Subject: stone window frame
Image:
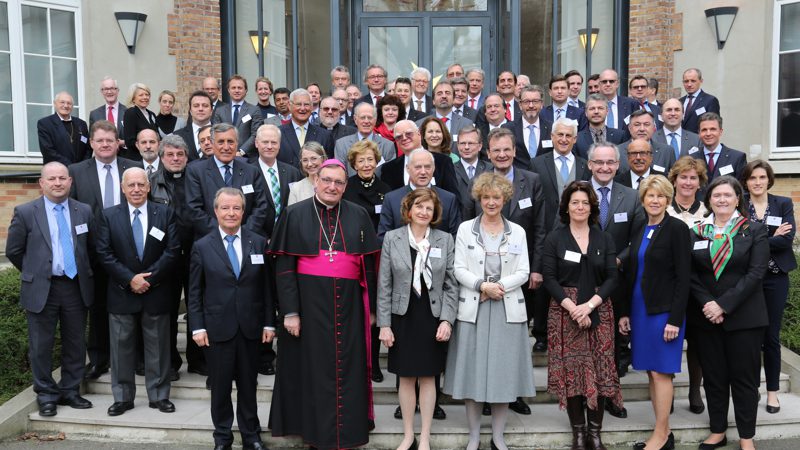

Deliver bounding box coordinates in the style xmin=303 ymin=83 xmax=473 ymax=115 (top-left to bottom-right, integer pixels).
xmin=770 ymin=0 xmax=800 ymax=158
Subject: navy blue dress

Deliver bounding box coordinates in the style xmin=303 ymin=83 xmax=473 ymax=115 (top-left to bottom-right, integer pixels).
xmin=630 ymin=224 xmax=686 ymax=373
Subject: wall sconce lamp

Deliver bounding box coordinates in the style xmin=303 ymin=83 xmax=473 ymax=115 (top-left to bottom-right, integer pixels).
xmin=114 ymin=12 xmax=147 ymax=54
xmin=578 ymin=28 xmax=600 ymax=52
xmin=705 ymin=6 xmax=738 ymax=49
xmin=248 ymin=30 xmax=270 ymax=57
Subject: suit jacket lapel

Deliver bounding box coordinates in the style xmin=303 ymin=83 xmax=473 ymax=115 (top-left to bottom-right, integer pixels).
xmin=543 ymin=153 xmax=559 ymax=192
xmin=87 ymin=159 xmax=103 ymax=208
xmin=231 ymin=161 xmax=245 ymax=188
xmin=210 ymin=231 xmax=235 ymax=275
xmin=395 ymin=231 xmax=412 ymax=270
xmin=507 ymin=171 xmax=524 ymax=216
xmin=611 ymin=184 xmax=626 ymax=214
xmin=33 ymin=198 xmax=53 ymax=251
xmin=205 ymin=158 xmax=226 ymax=190
xmin=49 ymin=115 xmax=74 ymax=157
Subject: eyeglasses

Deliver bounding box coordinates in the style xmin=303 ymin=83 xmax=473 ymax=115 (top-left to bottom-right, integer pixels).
xmin=630 ymin=85 xmax=647 ymax=90
xmin=321 ymin=107 xmax=338 ymax=112
xmin=520 ymin=99 xmax=543 ymax=105
xmin=590 ymin=159 xmax=618 ymax=166
xmin=318 ymin=177 xmax=346 ymax=187
xmin=628 ymin=151 xmax=652 ymax=157
xmin=599 ymin=79 xmax=617 ymax=85
xmin=101 ymin=87 xmax=119 ymax=92
xmin=301 ymin=156 xmax=322 ymax=164
xmin=367 ymin=74 xmax=386 ymax=80
xmin=292 ymin=102 xmax=312 ymax=108
xmin=394 ymin=130 xmax=416 ymax=140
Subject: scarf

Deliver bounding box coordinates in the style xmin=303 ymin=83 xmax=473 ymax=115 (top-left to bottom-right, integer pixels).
xmin=692 ymin=213 xmax=748 ymax=280
xmin=408 ymin=225 xmax=432 ymax=297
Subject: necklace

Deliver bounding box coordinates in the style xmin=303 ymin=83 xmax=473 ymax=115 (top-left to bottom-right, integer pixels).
xmin=360 ymin=176 xmax=375 ymax=188
xmin=313 ymin=202 xmax=341 ymax=262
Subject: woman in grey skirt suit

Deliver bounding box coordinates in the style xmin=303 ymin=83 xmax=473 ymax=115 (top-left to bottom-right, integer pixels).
xmin=444 ymin=173 xmax=535 ymax=450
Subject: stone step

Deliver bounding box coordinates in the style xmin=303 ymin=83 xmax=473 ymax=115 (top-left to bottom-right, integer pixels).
xmin=27 ymin=393 xmax=800 ymax=448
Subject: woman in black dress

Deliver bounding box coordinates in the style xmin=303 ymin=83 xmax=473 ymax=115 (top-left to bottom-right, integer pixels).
xmin=155 ymin=90 xmax=186 ymax=137
xmin=122 ymin=83 xmax=158 ymax=158
xmin=378 ymin=187 xmax=457 ymax=450
xmin=342 ymin=139 xmax=391 ymax=232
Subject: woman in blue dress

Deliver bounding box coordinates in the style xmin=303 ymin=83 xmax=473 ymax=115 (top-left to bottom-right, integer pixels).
xmin=619 ymin=175 xmax=691 ymax=450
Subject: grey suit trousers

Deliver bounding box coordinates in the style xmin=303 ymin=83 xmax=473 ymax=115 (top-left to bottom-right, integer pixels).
xmin=109 ymin=311 xmax=171 ymax=402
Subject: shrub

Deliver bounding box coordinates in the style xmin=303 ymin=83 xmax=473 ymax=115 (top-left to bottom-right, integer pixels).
xmin=782 ymin=266 xmax=800 ymax=354
xmin=0 ymin=268 xmax=31 ymax=404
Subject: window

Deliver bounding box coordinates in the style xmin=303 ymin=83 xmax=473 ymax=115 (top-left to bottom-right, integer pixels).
xmin=0 ymin=0 xmax=82 ymax=162
xmin=772 ymin=0 xmax=800 ymax=154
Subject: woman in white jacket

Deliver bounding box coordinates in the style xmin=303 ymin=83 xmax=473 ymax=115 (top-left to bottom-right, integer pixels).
xmin=443 ymin=173 xmax=535 ymax=450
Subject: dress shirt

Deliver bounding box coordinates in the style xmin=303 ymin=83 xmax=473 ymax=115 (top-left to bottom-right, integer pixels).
xmin=460 ymin=159 xmax=478 ymax=177
xmin=96 ymin=158 xmax=120 ymax=207
xmin=488 ymin=119 xmax=507 ymax=131
xmin=551 ymin=102 xmax=568 ymax=120
xmin=143 ymin=158 xmax=160 ymax=175
xmin=213 ymin=156 xmax=233 ymax=181
xmin=498 ymin=167 xmax=515 ymax=183
xmin=630 ymin=168 xmax=651 ymax=190
xmin=607 ymin=96 xmax=620 ymax=127
xmin=412 ymin=95 xmax=427 ymax=112
xmin=703 ymin=144 xmax=722 ymax=168
xmin=554 ymin=151 xmax=575 ymax=175
xmin=684 ymin=89 xmax=704 ymax=111
xmin=292 ymin=120 xmax=307 ymax=141
xmin=468 ymin=94 xmax=482 ymax=109
xmin=506 ymin=99 xmax=517 ymax=121
xmin=230 ymin=102 xmax=244 ymax=121
xmin=128 ymin=201 xmax=149 ymax=253
xmin=192 ymin=121 xmax=211 ymax=156
xmin=665 ymin=127 xmax=683 ymax=153
xmin=43 ymin=196 xmax=72 ymax=276
xmin=568 ymin=97 xmax=580 ymax=109
xmin=372 ymin=91 xmax=386 ymax=106
xmin=591 ymin=177 xmax=614 ymax=204
xmin=358 ymin=132 xmax=373 ymax=141
xmin=106 ymin=102 xmax=120 ymax=125
xmin=522 ymin=117 xmax=540 ymax=153
xmin=435 ymin=112 xmax=453 ymax=133
xmin=258 ymin=158 xmax=280 ymax=198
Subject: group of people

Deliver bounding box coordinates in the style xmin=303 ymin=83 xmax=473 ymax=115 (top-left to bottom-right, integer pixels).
xmin=16 ymin=61 xmax=795 ymax=450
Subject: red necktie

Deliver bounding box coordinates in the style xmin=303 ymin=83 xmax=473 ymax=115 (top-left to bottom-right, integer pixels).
xmin=441 ymin=117 xmax=449 ymax=124
xmin=469 ymin=98 xmax=475 ymax=109
xmin=107 ymin=105 xmax=114 ymax=122
xmin=685 ymin=94 xmax=695 ymax=113
xmin=707 ymin=152 xmax=716 ymax=174
xmin=505 ymin=103 xmax=512 ymax=121
xmin=374 ymin=95 xmax=382 ymax=105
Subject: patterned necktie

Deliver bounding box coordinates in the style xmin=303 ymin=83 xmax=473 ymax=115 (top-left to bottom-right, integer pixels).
xmin=685 ymin=94 xmax=695 ymax=113
xmin=146 ymin=164 xmax=154 ymax=177
xmin=558 ymin=155 xmax=569 ymax=182
xmin=54 ymin=204 xmax=77 ymax=278
xmin=298 ymin=125 xmax=306 ymax=145
xmin=233 ymin=104 xmax=240 ymax=124
xmin=706 ymin=152 xmax=716 ymax=174
xmin=223 ymin=164 xmax=232 ymax=186
xmin=505 ymin=103 xmax=512 ymax=121
xmin=669 ymin=133 xmax=680 ymax=159
xmin=454 ymin=108 xmax=462 ymax=116
xmin=555 ymin=108 xmax=563 ymax=120
xmin=415 ymin=99 xmax=423 ymax=111
xmin=467 ymin=165 xmax=475 ymax=179
xmin=606 ymin=101 xmax=615 ymax=128
xmin=225 ymin=235 xmax=240 ymax=279
xmin=636 ymin=176 xmax=645 ymax=189
xmin=132 ymin=209 xmax=144 ymax=260
xmin=599 ymin=187 xmax=610 ymax=229
xmin=268 ymin=167 xmax=281 ymax=218
xmin=103 ymin=164 xmax=115 ymax=208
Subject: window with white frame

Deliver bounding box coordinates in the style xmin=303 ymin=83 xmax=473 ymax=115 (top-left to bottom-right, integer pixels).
xmin=773 ymin=0 xmax=800 ymax=154
xmin=0 ymin=0 xmax=82 ymax=163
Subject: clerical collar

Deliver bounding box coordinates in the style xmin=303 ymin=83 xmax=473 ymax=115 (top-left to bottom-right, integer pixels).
xmin=313 ymin=195 xmax=339 ymax=210
xmin=166 ymin=169 xmax=184 ymax=179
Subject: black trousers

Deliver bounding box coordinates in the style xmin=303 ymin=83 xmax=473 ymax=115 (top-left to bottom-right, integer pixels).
xmin=696 ymin=325 xmax=764 ymax=439
xmin=207 ymin=330 xmax=262 ymax=446
xmin=762 ymin=271 xmax=789 ymax=392
xmin=531 ymin=288 xmax=548 ymax=342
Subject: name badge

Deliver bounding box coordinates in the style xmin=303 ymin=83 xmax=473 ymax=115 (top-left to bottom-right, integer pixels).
xmin=374 ymin=204 xmax=382 ymax=214
xmin=653 ymin=164 xmax=665 ymax=173
xmin=266 ymin=113 xmax=275 ymax=119
xmin=542 ymin=140 xmax=553 ymax=148
xmin=241 ymin=114 xmax=252 ymax=123
xmin=149 ymin=227 xmax=165 ymax=241
xmin=719 ymin=165 xmax=734 ymax=175
xmin=614 ymin=212 xmax=628 ymax=223
xmin=241 ymin=184 xmax=254 ymax=194
xmin=80 ymin=135 xmax=88 ymax=144
xmin=623 ymin=115 xmax=631 ymax=125
xmin=647 ymin=228 xmax=654 ymax=239
xmin=688 ymin=146 xmax=699 ymax=155
xmin=75 ymin=223 xmax=89 ymax=235
xmin=695 ymin=107 xmax=706 ymax=116
xmin=518 ymin=197 xmax=532 ymax=209
xmin=509 ymin=243 xmax=523 ymax=255
xmin=431 ymin=177 xmax=437 ymax=186
xmin=250 ymin=254 xmax=265 ymax=265
xmin=767 ymin=215 xmax=783 ymax=227
xmin=429 ymin=247 xmax=442 ymax=259
xmin=564 ymin=250 xmax=582 ymax=263
xmin=693 ymin=240 xmax=709 ymax=250
xmin=452 ymin=134 xmax=458 ymax=142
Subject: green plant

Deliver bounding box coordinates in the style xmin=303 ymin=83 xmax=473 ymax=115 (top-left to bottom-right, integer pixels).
xmin=782 ymin=266 xmax=800 ymax=354
xmin=0 ymin=267 xmax=30 ymax=404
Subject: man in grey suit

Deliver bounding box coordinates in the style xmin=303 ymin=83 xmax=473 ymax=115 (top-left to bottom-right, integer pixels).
xmin=453 ymin=127 xmax=492 ymax=214
xmin=587 ymin=141 xmax=645 ymax=418
xmin=95 ymin=168 xmax=179 ymax=416
xmin=415 ymin=80 xmax=473 ymax=153
xmin=450 ymin=77 xmax=479 ymax=122
xmin=6 ymin=162 xmax=95 ymax=417
xmin=617 ymin=110 xmax=675 ymax=173
xmin=334 ymin=102 xmax=395 ymax=175
xmin=652 ymin=98 xmax=701 ymax=161
xmin=213 ymin=75 xmax=263 ymax=158
xmin=89 ymin=76 xmax=127 ymax=149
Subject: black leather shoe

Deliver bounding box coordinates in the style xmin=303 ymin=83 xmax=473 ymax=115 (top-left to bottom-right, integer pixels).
xmin=634 ymin=432 xmax=675 ymax=450
xmin=698 ymin=436 xmax=726 ymax=450
xmin=490 ymin=439 xmax=499 ymax=450
xmin=135 ymin=366 xmax=145 ymax=376
xmin=689 ymin=401 xmax=705 ymax=414
xmin=617 ymin=364 xmax=628 ymax=378
xmin=58 ymin=395 xmax=93 ymax=409
xmin=532 ymin=341 xmax=547 ymax=353
xmin=84 ymin=364 xmax=109 ymax=379
xmin=187 ymin=364 xmax=208 ymax=376
xmin=213 ymin=445 xmax=232 ymax=450
xmin=394 ymin=405 xmax=402 ymax=419
xmin=243 ymin=442 xmax=268 ymax=450
xmin=482 ymin=402 xmax=491 ymax=416
xmin=766 ymin=402 xmax=780 ymax=414
xmin=433 ymin=403 xmax=446 ymax=420
xmin=605 ymin=401 xmax=628 ymax=418
xmin=107 ymin=401 xmax=134 ymax=416
xmin=38 ymin=402 xmax=57 ymax=417
xmin=149 ymin=399 xmax=175 ymax=413
xmin=258 ymin=362 xmax=275 ymax=376
xmin=206 ymin=377 xmax=211 ymax=390
xmin=509 ymin=397 xmax=531 ymax=415
xmin=372 ymin=369 xmax=384 ymax=383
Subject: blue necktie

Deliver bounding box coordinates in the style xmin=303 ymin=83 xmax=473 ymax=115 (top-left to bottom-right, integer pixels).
xmin=132 ymin=209 xmax=144 ymax=260
xmin=54 ymin=204 xmax=77 ymax=279
xmin=223 ymin=164 xmax=232 ymax=186
xmin=225 ymin=235 xmax=240 ymax=279
xmin=558 ymin=155 xmax=569 ymax=183
xmin=669 ymin=132 xmax=680 ymax=159
xmin=555 ymin=108 xmax=563 ymax=120
xmin=599 ymin=187 xmax=610 ymax=229
xmin=527 ymin=124 xmax=537 ymax=157
xmin=232 ymin=104 xmax=240 ymax=124
xmin=606 ymin=101 xmax=615 ymax=128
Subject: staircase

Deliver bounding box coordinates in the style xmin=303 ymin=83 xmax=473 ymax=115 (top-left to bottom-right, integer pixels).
xmin=23 ymin=315 xmax=800 ymax=448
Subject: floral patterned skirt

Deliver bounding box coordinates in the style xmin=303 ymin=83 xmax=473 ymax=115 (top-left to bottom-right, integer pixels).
xmin=546 ymin=287 xmax=623 ymax=411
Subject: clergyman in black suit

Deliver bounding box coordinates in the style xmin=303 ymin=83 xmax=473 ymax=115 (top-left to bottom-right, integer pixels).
xmin=95 ymin=167 xmax=179 ymax=416
xmin=38 ymin=92 xmax=92 ymax=165
xmin=6 ymin=162 xmax=95 ymax=417
xmin=68 ymin=120 xmax=141 ymax=380
xmin=277 ymin=89 xmax=334 ymax=169
xmin=188 ymin=187 xmax=274 ymax=450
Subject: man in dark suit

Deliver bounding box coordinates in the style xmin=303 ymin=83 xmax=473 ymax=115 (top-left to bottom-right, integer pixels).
xmin=38 ymin=92 xmax=92 ymax=165
xmin=680 ymin=68 xmax=721 ymax=133
xmin=186 ymin=123 xmax=270 ymax=239
xmin=617 ymin=110 xmax=676 ymax=173
xmin=497 ymin=71 xmax=522 ymax=122
xmin=694 ymin=112 xmax=747 ymax=184
xmin=202 ymin=76 xmax=227 ymax=114
xmin=451 ymin=76 xmax=479 ymax=122
xmin=628 ymin=75 xmax=661 ymax=128
xmin=614 ymin=139 xmax=668 ymax=189
xmin=68 ymin=120 xmax=141 ymax=380
xmin=409 ymin=67 xmax=432 ymax=114
xmin=89 ymin=77 xmax=127 ymax=149
xmin=332 ymin=87 xmax=355 ymax=127
xmin=95 ymin=167 xmax=179 ymax=416
xmin=6 ymin=162 xmax=95 ymax=417
xmin=318 ymin=96 xmax=356 ymax=151
xmin=334 ymin=102 xmax=396 ymax=175
xmin=277 ymin=88 xmax=334 ymax=169
xmin=212 ymin=75 xmax=263 ymax=158
xmin=540 ymin=75 xmax=588 ymax=131
xmin=453 ymin=127 xmax=492 ymax=214
xmin=356 ymin=64 xmax=388 ymax=107
xmin=475 ymin=94 xmax=510 ymax=151
xmin=189 ymin=187 xmax=274 ymax=450
xmin=252 ymin=124 xmax=302 ymax=240
xmin=587 ymin=141 xmax=645 ymax=417
xmin=379 ymin=119 xmax=458 ymax=196
xmin=565 ymin=70 xmax=586 ymax=110
xmin=393 ymin=77 xmax=427 ymax=122
xmin=174 ymin=91 xmax=214 ymax=161
xmin=599 ymin=69 xmax=640 ymax=138
xmin=503 ymin=85 xmax=553 ymax=169
xmin=575 ymin=94 xmax=627 ymax=159
xmin=414 ymin=80 xmax=474 ymax=151
xmin=652 ymin=98 xmax=702 ymax=161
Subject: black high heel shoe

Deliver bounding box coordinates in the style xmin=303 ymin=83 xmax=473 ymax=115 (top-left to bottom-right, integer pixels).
xmin=490 ymin=439 xmax=499 ymax=450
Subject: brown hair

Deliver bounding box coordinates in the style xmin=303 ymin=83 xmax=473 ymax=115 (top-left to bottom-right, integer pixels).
xmin=419 ymin=116 xmax=452 ymax=155
xmin=740 ymin=159 xmax=775 ymax=191
xmin=347 ymin=140 xmax=382 ymax=170
xmin=400 ymin=187 xmax=442 ymax=227
xmin=668 ymin=155 xmax=709 ymax=187
xmin=558 ymin=181 xmax=600 ymax=225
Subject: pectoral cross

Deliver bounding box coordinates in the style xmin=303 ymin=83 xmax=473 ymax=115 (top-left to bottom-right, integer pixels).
xmin=325 ymin=247 xmax=338 ymax=262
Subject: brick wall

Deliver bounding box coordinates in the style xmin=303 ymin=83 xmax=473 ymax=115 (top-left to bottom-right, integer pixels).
xmin=628 ymin=0 xmax=683 ymax=101
xmin=0 ymin=178 xmax=42 ymax=252
xmin=168 ymin=1 xmax=222 ymax=116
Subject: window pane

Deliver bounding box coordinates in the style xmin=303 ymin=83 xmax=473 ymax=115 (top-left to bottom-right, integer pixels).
xmin=51 ymin=10 xmax=76 ymax=58
xmin=0 ymin=103 xmax=13 ymax=152
xmin=364 ymin=1 xmax=417 ymax=12
xmin=521 ymin=0 xmax=554 ymax=89
xmin=25 ymin=55 xmax=51 ymax=104
xmin=778 ymin=52 xmax=800 ymax=100
xmin=0 ymin=53 xmax=10 ymax=101
xmin=27 ymin=104 xmax=52 ymax=153
xmin=431 ymin=26 xmax=482 ymax=81
xmin=0 ymin=2 xmax=9 ymax=52
xmin=777 ymin=101 xmax=800 ymax=148
xmin=424 ymin=0 xmax=487 ymax=11
xmin=53 ymin=58 xmax=78 ymax=104
xmin=22 ymin=5 xmax=49 ymax=55
xmin=368 ymin=26 xmax=419 ymax=80
xmin=780 ymin=2 xmax=800 ymax=52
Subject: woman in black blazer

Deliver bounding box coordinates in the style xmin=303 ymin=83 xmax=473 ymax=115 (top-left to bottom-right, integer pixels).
xmin=619 ymin=175 xmax=690 ymax=450
xmin=689 ymin=176 xmax=769 ymax=450
xmin=741 ymin=160 xmax=797 ymax=415
xmin=122 ymin=83 xmax=158 ymax=159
